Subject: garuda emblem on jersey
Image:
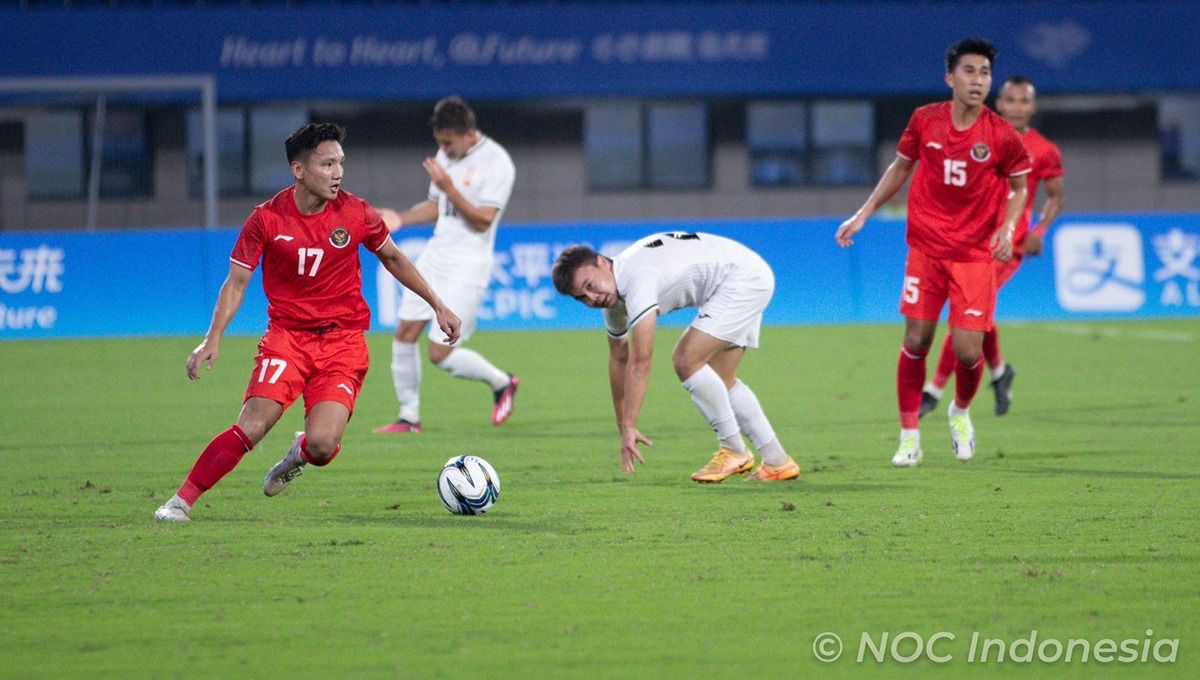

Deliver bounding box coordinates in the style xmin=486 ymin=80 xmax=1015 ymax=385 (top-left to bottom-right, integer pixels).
xmin=329 ymin=227 xmax=351 ymax=248
xmin=970 ymin=142 xmax=991 ymax=162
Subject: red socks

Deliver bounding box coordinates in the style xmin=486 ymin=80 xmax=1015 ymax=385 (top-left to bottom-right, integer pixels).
xmin=897 ymin=347 xmax=927 ymax=429
xmin=299 ymin=434 xmax=341 ymax=467
xmin=177 ymin=425 xmax=254 ymax=506
xmin=954 ymin=357 xmax=985 ymax=409
xmin=982 ymin=327 xmax=1002 ymax=372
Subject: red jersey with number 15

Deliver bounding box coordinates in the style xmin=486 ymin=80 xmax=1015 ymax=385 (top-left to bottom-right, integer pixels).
xmin=898 ymin=102 xmax=1031 ymax=262
xmin=230 ymin=186 xmax=391 ymax=330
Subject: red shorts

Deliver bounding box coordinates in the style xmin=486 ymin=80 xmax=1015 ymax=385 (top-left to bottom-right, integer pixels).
xmin=899 ymin=249 xmax=996 ymax=332
xmin=243 ymin=325 xmax=369 ymax=416
xmin=993 ymin=253 xmax=1023 ymax=290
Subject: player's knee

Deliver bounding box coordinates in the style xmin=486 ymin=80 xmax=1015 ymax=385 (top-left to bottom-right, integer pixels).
xmin=428 ymin=344 xmax=453 ymax=366
xmin=902 ymin=331 xmax=934 ymax=354
xmin=304 ymin=434 xmax=340 ymax=464
xmin=954 ymin=347 xmax=982 ymax=366
xmin=671 ymin=350 xmax=701 ymax=381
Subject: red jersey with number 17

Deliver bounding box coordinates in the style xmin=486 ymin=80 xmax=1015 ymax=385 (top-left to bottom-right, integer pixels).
xmin=230 ymin=186 xmax=391 ymax=330
xmin=898 ymin=102 xmax=1031 ymax=262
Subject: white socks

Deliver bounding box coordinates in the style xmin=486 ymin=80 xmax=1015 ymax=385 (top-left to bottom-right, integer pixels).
xmin=923 ymin=383 xmax=944 ymax=398
xmin=436 ymin=347 xmax=510 ymax=392
xmin=391 ymin=340 xmax=422 ymax=422
xmin=728 ymin=380 xmax=789 ymax=465
xmin=991 ymin=362 xmax=1007 ymax=380
xmin=682 ymin=366 xmax=745 ymax=454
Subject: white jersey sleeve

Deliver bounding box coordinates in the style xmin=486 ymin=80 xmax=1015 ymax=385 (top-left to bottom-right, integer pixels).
xmin=417 ymin=136 xmax=515 ymax=288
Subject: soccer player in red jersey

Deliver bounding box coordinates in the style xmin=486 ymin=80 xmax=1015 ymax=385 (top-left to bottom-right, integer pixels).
xmin=921 ymin=75 xmax=1065 ymax=417
xmin=154 ymin=123 xmax=461 ymax=521
xmin=835 ymin=38 xmax=1031 ymax=467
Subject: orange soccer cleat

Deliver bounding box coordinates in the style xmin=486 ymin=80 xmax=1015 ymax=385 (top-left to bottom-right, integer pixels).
xmin=746 ymin=457 xmax=801 ymax=482
xmin=690 ymin=448 xmax=755 ymax=483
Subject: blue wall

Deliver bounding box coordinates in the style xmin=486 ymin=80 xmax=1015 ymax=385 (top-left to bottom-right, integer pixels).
xmin=3 ymin=214 xmax=1198 ymax=340
xmin=2 ymin=2 xmax=1198 ymax=100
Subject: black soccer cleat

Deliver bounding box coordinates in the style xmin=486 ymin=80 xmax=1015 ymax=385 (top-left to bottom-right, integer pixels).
xmin=991 ymin=364 xmax=1016 ymax=416
xmin=918 ymin=390 xmax=940 ymax=419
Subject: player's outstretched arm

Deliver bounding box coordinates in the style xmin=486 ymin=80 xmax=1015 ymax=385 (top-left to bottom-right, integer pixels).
xmin=375 ymin=240 xmax=461 ymax=344
xmin=1024 ymin=176 xmax=1064 ymax=256
xmin=835 ymin=155 xmax=914 ymax=247
xmin=992 ymin=174 xmax=1028 ymax=262
xmin=615 ymin=317 xmax=656 ymax=473
xmin=187 ymin=264 xmax=252 ymax=381
xmin=376 ymin=200 xmax=438 ymax=233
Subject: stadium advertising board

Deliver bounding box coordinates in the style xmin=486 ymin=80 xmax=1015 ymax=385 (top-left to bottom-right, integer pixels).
xmin=1 ymin=2 xmax=1198 ymax=100
xmin=2 ymin=214 xmax=1198 ymax=340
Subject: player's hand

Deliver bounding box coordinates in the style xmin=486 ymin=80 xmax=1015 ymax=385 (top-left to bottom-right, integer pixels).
xmin=618 ymin=427 xmax=652 ymax=473
xmin=1022 ymin=232 xmax=1043 ymax=256
xmin=186 ymin=339 xmax=218 ymax=380
xmin=991 ymin=228 xmax=1014 ymax=263
xmin=377 ymin=207 xmax=403 ymax=233
xmin=434 ymin=306 xmax=461 ymax=346
xmin=835 ymin=215 xmax=866 ymax=247
xmin=422 ymin=158 xmax=452 ymax=191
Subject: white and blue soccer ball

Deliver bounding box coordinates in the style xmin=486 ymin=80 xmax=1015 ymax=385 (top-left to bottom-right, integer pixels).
xmin=437 ymin=455 xmax=500 ymax=515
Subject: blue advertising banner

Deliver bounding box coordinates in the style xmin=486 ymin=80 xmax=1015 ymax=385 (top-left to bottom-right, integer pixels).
xmin=2 ymin=214 xmax=1198 ymax=341
xmin=1 ymin=2 xmax=1198 ymax=100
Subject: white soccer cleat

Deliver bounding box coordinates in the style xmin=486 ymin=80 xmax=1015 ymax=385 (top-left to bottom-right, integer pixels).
xmin=891 ymin=434 xmax=923 ymax=467
xmin=263 ymin=432 xmax=306 ymax=497
xmin=949 ymin=407 xmax=976 ymax=461
xmin=153 ymin=495 xmax=191 ymax=522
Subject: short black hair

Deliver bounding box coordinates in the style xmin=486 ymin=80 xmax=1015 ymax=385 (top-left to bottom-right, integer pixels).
xmin=945 ymin=37 xmax=997 ymax=73
xmin=552 ymin=245 xmax=602 ymax=297
xmin=429 ymin=96 xmax=477 ymax=134
xmin=1003 ymin=74 xmax=1035 ymax=89
xmin=285 ymin=123 xmax=345 ymax=164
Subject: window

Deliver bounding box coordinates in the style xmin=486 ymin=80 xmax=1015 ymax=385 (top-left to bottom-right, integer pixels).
xmin=586 ymin=102 xmax=709 ymax=190
xmin=250 ymin=107 xmax=309 ymax=194
xmin=25 ymin=111 xmax=85 ymax=199
xmin=747 ymin=99 xmax=875 ymax=187
xmin=1159 ymin=96 xmax=1200 ymax=181
xmin=811 ymin=100 xmax=875 ymax=185
xmin=585 ymin=103 xmax=644 ymax=190
xmin=647 ymin=103 xmax=709 ymax=189
xmin=90 ymin=109 xmax=152 ymax=198
xmin=187 ymin=108 xmax=248 ymax=197
xmin=747 ymin=101 xmax=807 ymax=186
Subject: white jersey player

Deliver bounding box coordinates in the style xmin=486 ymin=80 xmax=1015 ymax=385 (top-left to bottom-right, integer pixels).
xmin=374 ymin=97 xmax=519 ymax=434
xmin=552 ymin=232 xmax=800 ymax=483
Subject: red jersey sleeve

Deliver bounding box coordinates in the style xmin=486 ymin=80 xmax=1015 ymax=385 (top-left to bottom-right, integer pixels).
xmin=1040 ymin=141 xmax=1064 ymax=180
xmin=896 ymin=110 xmax=922 ymax=161
xmin=998 ymin=127 xmax=1033 ymax=178
xmin=230 ymin=211 xmax=265 ymax=271
xmin=361 ymin=202 xmax=391 ymax=253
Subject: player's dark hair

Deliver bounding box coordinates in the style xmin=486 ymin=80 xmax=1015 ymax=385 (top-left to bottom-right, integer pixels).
xmin=285 ymin=123 xmax=345 ymax=164
xmin=1003 ymin=74 xmax=1035 ymax=89
xmin=945 ymin=37 xmax=997 ymax=72
xmin=552 ymin=245 xmax=602 ymax=296
xmin=430 ymin=96 xmax=477 ymax=134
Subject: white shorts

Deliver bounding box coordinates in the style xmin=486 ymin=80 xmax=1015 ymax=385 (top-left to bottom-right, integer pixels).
xmin=691 ymin=256 xmax=774 ymax=349
xmin=397 ymin=268 xmax=486 ymax=346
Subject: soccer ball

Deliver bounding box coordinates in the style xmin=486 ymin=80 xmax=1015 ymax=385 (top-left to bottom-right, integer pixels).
xmin=436 ymin=455 xmax=500 ymax=515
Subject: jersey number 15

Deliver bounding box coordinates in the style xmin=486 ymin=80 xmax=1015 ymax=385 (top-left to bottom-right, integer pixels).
xmin=943 ymin=160 xmax=967 ymax=187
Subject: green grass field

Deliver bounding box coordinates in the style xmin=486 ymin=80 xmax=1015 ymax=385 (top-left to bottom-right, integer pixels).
xmin=1 ymin=319 xmax=1198 ymax=679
